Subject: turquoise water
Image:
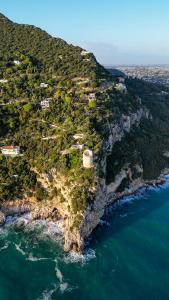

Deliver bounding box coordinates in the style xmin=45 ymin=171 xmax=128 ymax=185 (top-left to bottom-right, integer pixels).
xmin=1 ymin=182 xmax=169 ymax=300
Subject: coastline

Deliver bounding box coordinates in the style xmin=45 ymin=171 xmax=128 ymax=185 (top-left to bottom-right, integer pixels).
xmin=0 ymin=169 xmax=169 ymax=251
xmin=107 ymin=176 xmax=167 ymax=208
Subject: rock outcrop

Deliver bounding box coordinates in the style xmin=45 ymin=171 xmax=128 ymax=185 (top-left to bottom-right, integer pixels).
xmin=0 ymin=211 xmax=5 ymax=225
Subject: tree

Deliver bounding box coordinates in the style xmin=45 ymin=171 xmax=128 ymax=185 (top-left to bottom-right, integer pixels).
xmin=23 ymin=103 xmax=33 ymax=113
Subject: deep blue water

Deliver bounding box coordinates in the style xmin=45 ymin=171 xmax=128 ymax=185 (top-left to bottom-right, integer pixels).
xmin=1 ymin=181 xmax=169 ymax=300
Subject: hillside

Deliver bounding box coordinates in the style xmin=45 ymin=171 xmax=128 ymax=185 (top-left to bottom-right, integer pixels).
xmin=1 ymin=13 xmax=169 ymax=252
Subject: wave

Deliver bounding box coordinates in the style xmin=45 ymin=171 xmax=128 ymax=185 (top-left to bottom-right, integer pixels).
xmin=0 ymin=227 xmax=8 ymax=239
xmin=0 ymin=242 xmax=9 ymax=252
xmin=37 ymin=284 xmax=57 ymax=300
xmin=55 ymin=267 xmax=63 ymax=283
xmin=64 ymin=248 xmax=96 ymax=264
xmin=26 ymin=253 xmax=52 ymax=262
xmin=15 ymin=243 xmax=26 ymax=256
xmin=54 ymin=260 xmax=72 ymax=293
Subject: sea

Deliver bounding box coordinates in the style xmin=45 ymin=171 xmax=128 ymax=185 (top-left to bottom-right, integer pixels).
xmin=1 ymin=177 xmax=169 ymax=300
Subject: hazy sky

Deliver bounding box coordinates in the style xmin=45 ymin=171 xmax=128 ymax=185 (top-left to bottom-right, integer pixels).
xmin=0 ymin=0 xmax=169 ymax=65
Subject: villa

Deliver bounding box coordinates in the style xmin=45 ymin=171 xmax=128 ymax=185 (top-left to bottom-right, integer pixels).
xmin=1 ymin=146 xmax=20 ymax=156
xmin=40 ymin=83 xmax=49 ymax=88
xmin=40 ymin=99 xmax=50 ymax=109
xmin=0 ymin=79 xmax=8 ymax=83
xmin=81 ymin=50 xmax=91 ymax=56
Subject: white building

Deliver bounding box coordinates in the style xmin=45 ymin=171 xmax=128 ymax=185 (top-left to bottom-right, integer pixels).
xmin=1 ymin=146 xmax=20 ymax=156
xmin=40 ymin=83 xmax=49 ymax=88
xmin=14 ymin=60 xmax=21 ymax=65
xmin=81 ymin=50 xmax=91 ymax=56
xmin=83 ymin=150 xmax=94 ymax=168
xmin=0 ymin=79 xmax=8 ymax=83
xmin=40 ymin=99 xmax=50 ymax=109
xmin=71 ymin=144 xmax=84 ymax=150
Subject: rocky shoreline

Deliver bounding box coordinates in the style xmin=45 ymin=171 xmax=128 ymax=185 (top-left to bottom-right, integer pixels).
xmin=0 ymin=174 xmax=168 ymax=252
xmin=107 ymin=177 xmax=166 ymax=206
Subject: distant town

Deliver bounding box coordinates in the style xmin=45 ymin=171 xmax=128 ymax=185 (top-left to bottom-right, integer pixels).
xmin=108 ymin=65 xmax=169 ymax=87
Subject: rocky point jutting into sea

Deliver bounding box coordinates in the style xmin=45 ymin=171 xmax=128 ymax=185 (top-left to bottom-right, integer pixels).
xmin=1 ymin=13 xmax=169 ymax=253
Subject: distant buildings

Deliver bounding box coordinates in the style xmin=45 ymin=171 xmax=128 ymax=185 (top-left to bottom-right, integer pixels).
xmin=116 ymin=66 xmax=169 ymax=87
xmin=1 ymin=146 xmax=20 ymax=156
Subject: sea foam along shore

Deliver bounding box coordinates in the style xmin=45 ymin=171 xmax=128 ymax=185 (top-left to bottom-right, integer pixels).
xmin=0 ymin=173 xmax=169 ymax=258
xmin=105 ymin=174 xmax=169 ymax=218
xmin=107 ymin=174 xmax=167 ymax=208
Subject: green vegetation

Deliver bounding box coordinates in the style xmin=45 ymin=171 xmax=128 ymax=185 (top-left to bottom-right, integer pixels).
xmin=1 ymin=13 xmax=169 ymax=228
xmin=107 ymin=79 xmax=169 ymax=185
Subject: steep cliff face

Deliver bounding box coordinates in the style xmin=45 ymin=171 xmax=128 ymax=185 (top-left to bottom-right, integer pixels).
xmin=0 ymin=107 xmax=149 ymax=252
xmin=32 ymin=107 xmax=150 ymax=252
xmin=74 ymin=107 xmax=150 ymax=251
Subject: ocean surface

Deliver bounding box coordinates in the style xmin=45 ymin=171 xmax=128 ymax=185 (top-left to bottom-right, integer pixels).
xmin=1 ymin=179 xmax=169 ymax=300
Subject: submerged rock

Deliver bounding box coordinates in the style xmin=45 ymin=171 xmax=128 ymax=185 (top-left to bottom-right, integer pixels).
xmin=0 ymin=211 xmax=6 ymax=226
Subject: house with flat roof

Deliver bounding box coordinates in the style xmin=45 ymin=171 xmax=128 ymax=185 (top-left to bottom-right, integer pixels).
xmin=0 ymin=79 xmax=8 ymax=83
xmin=1 ymin=146 xmax=20 ymax=156
xmin=81 ymin=50 xmax=91 ymax=56
xmin=40 ymin=99 xmax=50 ymax=109
xmin=40 ymin=83 xmax=48 ymax=88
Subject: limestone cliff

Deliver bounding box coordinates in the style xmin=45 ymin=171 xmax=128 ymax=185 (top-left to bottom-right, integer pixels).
xmin=0 ymin=106 xmax=150 ymax=252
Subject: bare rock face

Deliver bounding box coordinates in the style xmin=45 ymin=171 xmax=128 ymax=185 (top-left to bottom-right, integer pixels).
xmin=0 ymin=211 xmax=5 ymax=225
xmin=64 ymin=107 xmax=150 ymax=252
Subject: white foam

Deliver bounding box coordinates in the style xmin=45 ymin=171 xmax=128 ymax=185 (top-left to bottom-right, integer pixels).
xmin=120 ymin=213 xmax=128 ymax=218
xmin=37 ymin=284 xmax=57 ymax=300
xmin=55 ymin=267 xmax=63 ymax=282
xmin=54 ymin=261 xmax=70 ymax=293
xmin=26 ymin=253 xmax=51 ymax=262
xmin=42 ymin=220 xmax=64 ymax=236
xmin=99 ymin=220 xmax=110 ymax=226
xmin=0 ymin=227 xmax=8 ymax=239
xmin=15 ymin=243 xmax=26 ymax=256
xmin=60 ymin=282 xmax=69 ymax=293
xmin=0 ymin=242 xmax=9 ymax=252
xmin=64 ymin=248 xmax=96 ymax=264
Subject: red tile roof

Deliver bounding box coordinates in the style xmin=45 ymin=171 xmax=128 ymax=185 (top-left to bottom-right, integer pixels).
xmin=1 ymin=146 xmax=19 ymax=150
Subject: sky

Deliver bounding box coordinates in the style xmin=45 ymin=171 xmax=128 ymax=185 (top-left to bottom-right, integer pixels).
xmin=0 ymin=0 xmax=169 ymax=65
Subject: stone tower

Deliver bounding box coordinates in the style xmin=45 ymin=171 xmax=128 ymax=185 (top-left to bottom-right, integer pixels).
xmin=83 ymin=150 xmax=94 ymax=168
